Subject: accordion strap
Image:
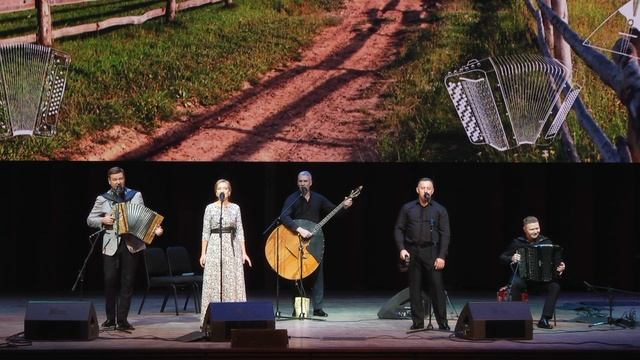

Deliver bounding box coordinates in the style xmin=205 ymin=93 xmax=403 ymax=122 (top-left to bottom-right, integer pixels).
xmin=102 ymin=188 xmax=139 ymax=203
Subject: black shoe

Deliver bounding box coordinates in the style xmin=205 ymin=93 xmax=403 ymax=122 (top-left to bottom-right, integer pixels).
xmin=438 ymin=323 xmax=451 ymax=331
xmin=537 ymin=318 xmax=553 ymax=329
xmin=410 ymin=323 xmax=424 ymax=330
xmin=117 ymin=321 xmax=135 ymax=331
xmin=313 ymin=309 xmax=328 ymax=317
xmin=101 ymin=319 xmax=116 ymax=328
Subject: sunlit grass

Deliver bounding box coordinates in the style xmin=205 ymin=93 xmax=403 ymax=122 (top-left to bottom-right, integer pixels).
xmin=0 ymin=0 xmax=343 ymax=159
xmin=379 ymin=0 xmax=629 ymax=162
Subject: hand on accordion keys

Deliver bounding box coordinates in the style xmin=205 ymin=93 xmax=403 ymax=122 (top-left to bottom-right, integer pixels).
xmin=153 ymin=225 xmax=164 ymax=237
xmin=556 ymin=261 xmax=566 ymax=276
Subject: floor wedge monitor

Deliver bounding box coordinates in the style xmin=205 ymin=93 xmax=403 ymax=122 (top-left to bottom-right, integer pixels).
xmin=24 ymin=301 xmax=98 ymax=341
xmin=454 ymin=301 xmax=533 ymax=340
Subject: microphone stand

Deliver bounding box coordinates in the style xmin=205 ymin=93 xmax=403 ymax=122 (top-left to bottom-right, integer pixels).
xmin=72 ymin=228 xmax=106 ymax=295
xmin=262 ymin=190 xmax=305 ymax=321
xmin=585 ymin=281 xmax=638 ymax=329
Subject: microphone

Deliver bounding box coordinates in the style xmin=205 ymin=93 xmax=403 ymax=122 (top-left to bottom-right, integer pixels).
xmin=300 ymin=187 xmax=308 ymax=196
xmin=423 ymin=192 xmax=431 ymax=202
xmin=114 ymin=185 xmax=124 ymax=200
xmin=218 ymin=192 xmax=225 ymax=202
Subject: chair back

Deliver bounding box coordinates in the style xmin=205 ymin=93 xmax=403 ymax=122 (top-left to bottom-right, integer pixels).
xmin=143 ymin=247 xmax=171 ymax=279
xmin=166 ymin=246 xmax=195 ymax=276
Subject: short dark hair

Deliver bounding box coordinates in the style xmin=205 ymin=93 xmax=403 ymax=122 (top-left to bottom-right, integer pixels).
xmin=107 ymin=167 xmax=124 ymax=178
xmin=523 ymin=216 xmax=539 ymax=226
xmin=417 ymin=177 xmax=434 ymax=187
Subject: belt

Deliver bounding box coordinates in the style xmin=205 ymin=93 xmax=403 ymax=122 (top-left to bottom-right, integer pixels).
xmin=211 ymin=227 xmax=235 ymax=234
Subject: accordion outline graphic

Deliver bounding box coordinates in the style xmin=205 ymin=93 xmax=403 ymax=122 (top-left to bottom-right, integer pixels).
xmin=0 ymin=43 xmax=71 ymax=138
xmin=583 ymin=0 xmax=640 ymax=60
xmin=444 ymin=54 xmax=580 ymax=151
xmin=117 ymin=203 xmax=164 ymax=245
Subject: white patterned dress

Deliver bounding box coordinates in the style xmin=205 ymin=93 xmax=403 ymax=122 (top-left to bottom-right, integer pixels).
xmin=200 ymin=202 xmax=246 ymax=323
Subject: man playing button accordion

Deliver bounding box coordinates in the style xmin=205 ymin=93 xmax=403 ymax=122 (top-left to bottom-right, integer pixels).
xmin=500 ymin=216 xmax=566 ymax=329
xmin=87 ymin=167 xmax=163 ymax=331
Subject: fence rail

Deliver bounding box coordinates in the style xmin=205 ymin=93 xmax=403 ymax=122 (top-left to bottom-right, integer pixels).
xmin=0 ymin=0 xmax=93 ymax=14
xmin=0 ymin=0 xmax=229 ymax=46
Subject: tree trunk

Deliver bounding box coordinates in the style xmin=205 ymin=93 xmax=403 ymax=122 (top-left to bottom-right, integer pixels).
xmin=36 ymin=0 xmax=53 ymax=47
xmin=165 ymin=0 xmax=176 ymax=22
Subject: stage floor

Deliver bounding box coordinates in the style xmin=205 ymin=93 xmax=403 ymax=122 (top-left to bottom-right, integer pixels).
xmin=1 ymin=290 xmax=638 ymax=359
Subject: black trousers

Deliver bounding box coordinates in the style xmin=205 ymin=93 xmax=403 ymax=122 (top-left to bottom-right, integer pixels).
xmin=103 ymin=239 xmax=140 ymax=323
xmin=408 ymin=245 xmax=447 ymax=327
xmin=510 ymin=275 xmax=560 ymax=319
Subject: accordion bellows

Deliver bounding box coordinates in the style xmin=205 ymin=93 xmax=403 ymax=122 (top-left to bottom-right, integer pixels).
xmin=445 ymin=55 xmax=580 ymax=151
xmin=0 ymin=43 xmax=71 ymax=138
xmin=117 ymin=203 xmax=164 ymax=245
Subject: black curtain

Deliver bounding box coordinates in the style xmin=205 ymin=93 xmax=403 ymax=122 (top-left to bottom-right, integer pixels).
xmin=0 ymin=162 xmax=638 ymax=294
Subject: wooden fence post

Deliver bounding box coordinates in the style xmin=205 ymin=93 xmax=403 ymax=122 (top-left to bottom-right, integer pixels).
xmin=549 ymin=0 xmax=580 ymax=161
xmin=36 ymin=0 xmax=53 ymax=47
xmin=166 ymin=0 xmax=176 ymax=21
xmin=542 ymin=0 xmax=554 ymax=52
xmin=225 ymin=0 xmax=233 ymax=7
xmin=536 ymin=0 xmax=638 ymax=161
xmin=551 ymin=0 xmax=572 ymax=80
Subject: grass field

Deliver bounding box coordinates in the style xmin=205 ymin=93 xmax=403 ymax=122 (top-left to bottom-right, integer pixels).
xmin=378 ymin=0 xmax=629 ymax=162
xmin=0 ymin=0 xmax=343 ymax=159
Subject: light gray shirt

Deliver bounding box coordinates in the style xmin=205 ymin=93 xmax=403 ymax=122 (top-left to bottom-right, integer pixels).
xmin=87 ymin=190 xmax=145 ymax=256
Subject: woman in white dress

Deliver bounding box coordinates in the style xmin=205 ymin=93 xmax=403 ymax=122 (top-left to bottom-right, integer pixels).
xmin=199 ymin=179 xmax=252 ymax=324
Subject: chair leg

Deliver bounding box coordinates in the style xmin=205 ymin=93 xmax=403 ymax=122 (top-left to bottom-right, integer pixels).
xmin=171 ymin=284 xmax=180 ymax=316
xmin=553 ymin=311 xmax=557 ymax=327
xmin=191 ymin=283 xmax=199 ymax=313
xmin=137 ymin=289 xmax=148 ymax=315
xmin=195 ymin=283 xmax=202 ymax=314
xmin=183 ymin=291 xmax=190 ymax=311
xmin=161 ymin=290 xmax=170 ymax=313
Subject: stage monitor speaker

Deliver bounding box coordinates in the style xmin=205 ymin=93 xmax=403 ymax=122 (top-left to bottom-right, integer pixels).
xmin=231 ymin=329 xmax=288 ymax=348
xmin=454 ymin=302 xmax=533 ymax=340
xmin=24 ymin=301 xmax=98 ymax=341
xmin=203 ymin=301 xmax=275 ymax=342
xmin=377 ymin=287 xmax=428 ymax=319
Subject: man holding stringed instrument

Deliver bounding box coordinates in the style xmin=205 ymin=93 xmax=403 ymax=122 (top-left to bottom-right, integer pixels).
xmin=87 ymin=167 xmax=163 ymax=331
xmin=277 ymin=171 xmax=355 ymax=318
xmin=395 ymin=177 xmax=450 ymax=331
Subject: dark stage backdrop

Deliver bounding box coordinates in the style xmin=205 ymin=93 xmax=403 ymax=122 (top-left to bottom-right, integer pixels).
xmin=0 ymin=162 xmax=638 ymax=296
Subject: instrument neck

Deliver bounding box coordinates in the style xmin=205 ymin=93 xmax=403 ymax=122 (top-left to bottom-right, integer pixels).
xmin=310 ymin=200 xmax=347 ymax=235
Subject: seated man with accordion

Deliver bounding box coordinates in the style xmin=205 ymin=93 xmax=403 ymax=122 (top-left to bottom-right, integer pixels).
xmin=500 ymin=216 xmax=566 ymax=329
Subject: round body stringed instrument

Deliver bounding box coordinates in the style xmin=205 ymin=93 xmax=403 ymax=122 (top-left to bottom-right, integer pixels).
xmin=264 ymin=186 xmax=362 ymax=280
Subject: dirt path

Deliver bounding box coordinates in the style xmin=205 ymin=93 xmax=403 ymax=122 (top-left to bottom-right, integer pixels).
xmin=64 ymin=0 xmax=431 ymax=161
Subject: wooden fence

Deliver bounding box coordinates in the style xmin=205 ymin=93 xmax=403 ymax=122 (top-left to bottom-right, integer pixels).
xmin=0 ymin=0 xmax=92 ymax=14
xmin=526 ymin=0 xmax=637 ymax=162
xmin=0 ymin=0 xmax=232 ymax=46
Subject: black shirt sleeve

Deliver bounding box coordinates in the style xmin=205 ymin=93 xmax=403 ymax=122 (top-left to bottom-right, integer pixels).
xmin=280 ymin=192 xmax=301 ymax=232
xmin=436 ymin=205 xmax=450 ymax=259
xmin=394 ymin=204 xmax=408 ymax=252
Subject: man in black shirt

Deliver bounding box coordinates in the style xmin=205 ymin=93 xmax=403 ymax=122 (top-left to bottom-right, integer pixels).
xmin=280 ymin=171 xmax=352 ymax=317
xmin=500 ymin=216 xmax=566 ymax=329
xmin=394 ymin=177 xmax=450 ymax=330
